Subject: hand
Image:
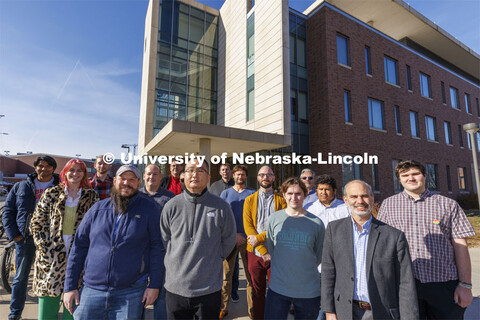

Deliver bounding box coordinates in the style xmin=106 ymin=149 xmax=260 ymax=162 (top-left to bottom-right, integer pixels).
xmin=13 ymin=235 xmax=23 ymax=242
xmin=454 ymin=285 xmax=473 ymax=308
xmin=325 ymin=312 xmax=338 ymax=320
xmin=262 ymin=253 xmax=271 ymax=262
xmin=247 ymin=235 xmax=259 ymax=248
xmin=142 ymin=288 xmax=159 ymax=307
xmin=236 ymin=234 xmax=246 ymax=246
xmin=64 ymin=290 xmax=80 ymax=315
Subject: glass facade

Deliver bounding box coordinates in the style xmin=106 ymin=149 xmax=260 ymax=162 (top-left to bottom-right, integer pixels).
xmin=247 ymin=12 xmax=255 ymax=121
xmin=153 ymin=0 xmax=218 ymax=137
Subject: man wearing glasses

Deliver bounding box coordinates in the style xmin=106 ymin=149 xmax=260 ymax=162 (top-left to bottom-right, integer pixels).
xmin=300 ymin=168 xmax=317 ymax=209
xmin=160 ymin=158 xmax=237 ymax=319
xmin=243 ymin=166 xmax=286 ymax=319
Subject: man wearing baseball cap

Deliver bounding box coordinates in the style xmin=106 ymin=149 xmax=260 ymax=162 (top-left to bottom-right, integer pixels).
xmin=63 ymin=164 xmax=164 ymax=320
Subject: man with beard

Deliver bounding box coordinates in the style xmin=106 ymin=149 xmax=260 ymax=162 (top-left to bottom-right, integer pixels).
xmin=89 ymin=155 xmax=113 ymax=200
xmin=160 ymin=158 xmax=236 ymax=319
xmin=63 ymin=165 xmax=164 ymax=320
xmin=219 ymin=165 xmax=255 ymax=318
xmin=243 ymin=166 xmax=286 ymax=319
xmin=3 ymin=155 xmax=59 ymax=320
xmin=209 ymin=163 xmax=234 ymax=196
xmin=321 ymin=180 xmax=418 ymax=320
xmin=160 ymin=160 xmax=184 ymax=195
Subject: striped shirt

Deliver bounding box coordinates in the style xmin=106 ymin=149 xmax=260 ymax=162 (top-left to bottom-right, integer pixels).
xmin=352 ymin=215 xmax=372 ymax=303
xmin=377 ymin=189 xmax=475 ymax=283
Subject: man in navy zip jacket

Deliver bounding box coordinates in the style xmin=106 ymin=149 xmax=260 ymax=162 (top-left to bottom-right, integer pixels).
xmin=63 ymin=164 xmax=164 ymax=320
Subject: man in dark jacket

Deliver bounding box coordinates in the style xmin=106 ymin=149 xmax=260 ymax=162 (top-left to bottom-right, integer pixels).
xmin=64 ymin=164 xmax=164 ymax=320
xmin=2 ymin=155 xmax=58 ymax=320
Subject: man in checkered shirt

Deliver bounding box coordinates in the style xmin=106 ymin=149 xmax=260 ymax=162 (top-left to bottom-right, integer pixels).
xmin=378 ymin=160 xmax=476 ymax=319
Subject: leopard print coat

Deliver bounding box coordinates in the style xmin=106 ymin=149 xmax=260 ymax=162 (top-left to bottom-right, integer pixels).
xmin=29 ymin=184 xmax=98 ymax=297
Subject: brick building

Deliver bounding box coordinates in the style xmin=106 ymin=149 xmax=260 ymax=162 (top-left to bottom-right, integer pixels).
xmin=138 ymin=0 xmax=479 ymax=201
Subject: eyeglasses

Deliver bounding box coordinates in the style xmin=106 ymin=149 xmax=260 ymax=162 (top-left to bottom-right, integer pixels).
xmin=185 ymin=168 xmax=207 ymax=175
xmin=301 ymin=176 xmax=313 ymax=180
xmin=258 ymin=173 xmax=274 ymax=178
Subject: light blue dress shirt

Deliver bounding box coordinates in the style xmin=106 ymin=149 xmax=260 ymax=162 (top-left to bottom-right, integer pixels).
xmin=352 ymin=215 xmax=372 ymax=303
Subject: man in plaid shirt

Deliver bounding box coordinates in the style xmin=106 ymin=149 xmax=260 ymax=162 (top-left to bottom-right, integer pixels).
xmin=378 ymin=160 xmax=476 ymax=319
xmin=90 ymin=155 xmax=113 ymax=200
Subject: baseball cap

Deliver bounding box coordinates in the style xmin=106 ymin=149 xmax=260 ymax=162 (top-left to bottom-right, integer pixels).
xmin=116 ymin=165 xmax=141 ymax=179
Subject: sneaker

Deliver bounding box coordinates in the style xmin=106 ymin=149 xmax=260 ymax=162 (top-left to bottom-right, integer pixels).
xmin=231 ymin=291 xmax=240 ymax=303
xmin=219 ymin=310 xmax=228 ymax=319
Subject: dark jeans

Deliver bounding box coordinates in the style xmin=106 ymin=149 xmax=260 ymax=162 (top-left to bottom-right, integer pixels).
xmin=9 ymin=237 xmax=35 ymax=320
xmin=264 ymin=289 xmax=320 ymax=320
xmin=166 ymin=290 xmax=221 ymax=320
xmin=232 ymin=252 xmax=239 ymax=295
xmin=416 ymin=279 xmax=466 ymax=319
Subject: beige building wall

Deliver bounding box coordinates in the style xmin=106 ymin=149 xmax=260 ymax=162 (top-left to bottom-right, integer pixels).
xmin=219 ymin=0 xmax=291 ymax=137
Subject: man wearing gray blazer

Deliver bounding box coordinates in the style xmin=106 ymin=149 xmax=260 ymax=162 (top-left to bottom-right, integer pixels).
xmin=321 ymin=180 xmax=418 ymax=320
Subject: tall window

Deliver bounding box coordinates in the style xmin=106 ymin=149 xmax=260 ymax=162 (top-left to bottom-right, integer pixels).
xmin=476 ymin=132 xmax=480 ymax=150
xmin=246 ymin=13 xmax=255 ymax=121
xmin=410 ymin=111 xmax=419 ymax=138
xmin=394 ymin=106 xmax=401 ymax=134
xmin=441 ymin=81 xmax=446 ymax=104
xmin=425 ymin=116 xmax=437 ymax=141
xmin=372 ymin=164 xmax=379 ymax=192
xmin=406 ymin=65 xmax=412 ymax=91
xmin=450 ymin=87 xmax=459 ymax=109
xmin=476 ymin=98 xmax=480 ymax=117
xmin=444 ymin=121 xmax=452 ymax=145
xmin=446 ymin=165 xmax=452 ymax=192
xmin=392 ymin=160 xmax=402 ymax=193
xmin=384 ymin=56 xmax=398 ymax=85
xmin=336 ymin=34 xmax=350 ymax=66
xmin=342 ymin=155 xmax=362 ymax=185
xmin=365 ymin=46 xmax=371 ymax=75
xmin=368 ymin=98 xmax=384 ymax=130
xmin=467 ymin=132 xmax=472 ymax=150
xmin=458 ymin=167 xmax=466 ymax=191
xmin=458 ymin=125 xmax=464 ymax=147
xmin=426 ymin=164 xmax=438 ymax=191
xmin=465 ymin=93 xmax=471 ymax=114
xmin=344 ymin=90 xmax=352 ymax=123
xmin=419 ymin=73 xmax=431 ymax=98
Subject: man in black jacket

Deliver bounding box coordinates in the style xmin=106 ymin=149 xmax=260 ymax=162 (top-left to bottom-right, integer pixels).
xmin=3 ymin=155 xmax=59 ymax=320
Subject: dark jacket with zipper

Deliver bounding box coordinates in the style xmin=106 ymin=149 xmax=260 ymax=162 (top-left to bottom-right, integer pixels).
xmin=64 ymin=192 xmax=164 ymax=292
xmin=2 ymin=172 xmax=60 ymax=241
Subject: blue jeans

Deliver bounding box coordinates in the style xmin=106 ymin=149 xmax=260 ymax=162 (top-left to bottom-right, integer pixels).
xmin=74 ymin=281 xmax=147 ymax=320
xmin=9 ymin=237 xmax=35 ymax=320
xmin=264 ymin=289 xmax=320 ymax=320
xmin=231 ymin=252 xmax=239 ymax=295
xmin=153 ymin=276 xmax=167 ymax=320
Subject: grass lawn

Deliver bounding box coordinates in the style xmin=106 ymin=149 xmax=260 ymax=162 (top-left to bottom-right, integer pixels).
xmin=466 ymin=210 xmax=480 ymax=248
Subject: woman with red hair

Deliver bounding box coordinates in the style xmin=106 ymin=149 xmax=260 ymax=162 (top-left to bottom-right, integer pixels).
xmin=30 ymin=159 xmax=98 ymax=320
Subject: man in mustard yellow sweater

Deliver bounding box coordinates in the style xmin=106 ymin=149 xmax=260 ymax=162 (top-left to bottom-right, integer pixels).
xmin=243 ymin=166 xmax=286 ymax=319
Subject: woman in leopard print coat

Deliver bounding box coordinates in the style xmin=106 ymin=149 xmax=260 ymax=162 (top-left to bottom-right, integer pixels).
xmin=30 ymin=159 xmax=98 ymax=320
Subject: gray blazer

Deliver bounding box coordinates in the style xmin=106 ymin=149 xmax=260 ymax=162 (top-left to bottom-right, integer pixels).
xmin=321 ymin=216 xmax=418 ymax=319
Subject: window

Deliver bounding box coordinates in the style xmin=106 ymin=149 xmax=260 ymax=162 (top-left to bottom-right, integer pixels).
xmin=344 ymin=90 xmax=352 ymax=123
xmin=336 ymin=34 xmax=350 ymax=66
xmin=246 ymin=13 xmax=255 ymax=121
xmin=450 ymin=87 xmax=459 ymax=109
xmin=444 ymin=121 xmax=452 ymax=145
xmin=392 ymin=160 xmax=402 ymax=193
xmin=446 ymin=165 xmax=452 ymax=192
xmin=458 ymin=125 xmax=464 ymax=147
xmin=368 ymin=98 xmax=384 ymax=130
xmin=394 ymin=106 xmax=401 ymax=134
xmin=419 ymin=73 xmax=431 ymax=98
xmin=384 ymin=56 xmax=398 ymax=85
xmin=467 ymin=132 xmax=472 ymax=150
xmin=476 ymin=98 xmax=479 ymax=117
xmin=441 ymin=82 xmax=446 ymax=104
xmin=465 ymin=93 xmax=471 ymax=114
xmin=425 ymin=116 xmax=437 ymax=141
xmin=410 ymin=111 xmax=419 ymax=138
xmin=365 ymin=46 xmax=371 ymax=75
xmin=458 ymin=167 xmax=466 ymax=191
xmin=426 ymin=164 xmax=438 ymax=191
xmin=372 ymin=164 xmax=379 ymax=192
xmin=406 ymin=65 xmax=412 ymax=91
xmin=476 ymin=132 xmax=480 ymax=150
xmin=342 ymin=156 xmax=362 ymax=186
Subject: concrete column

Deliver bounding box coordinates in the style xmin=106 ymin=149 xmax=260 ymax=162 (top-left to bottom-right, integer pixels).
xmin=199 ymin=138 xmax=211 ymax=172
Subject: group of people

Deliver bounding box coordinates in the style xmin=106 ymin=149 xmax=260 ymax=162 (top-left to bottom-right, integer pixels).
xmin=2 ymin=155 xmax=475 ymax=320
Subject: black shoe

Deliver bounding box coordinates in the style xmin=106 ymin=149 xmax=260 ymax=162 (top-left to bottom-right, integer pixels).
xmin=231 ymin=291 xmax=240 ymax=303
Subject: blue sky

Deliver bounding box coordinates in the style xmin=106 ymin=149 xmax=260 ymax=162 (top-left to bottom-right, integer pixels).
xmin=0 ymin=0 xmax=478 ymax=160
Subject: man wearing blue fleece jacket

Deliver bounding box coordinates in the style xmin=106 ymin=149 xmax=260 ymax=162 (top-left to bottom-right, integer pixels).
xmin=63 ymin=165 xmax=164 ymax=320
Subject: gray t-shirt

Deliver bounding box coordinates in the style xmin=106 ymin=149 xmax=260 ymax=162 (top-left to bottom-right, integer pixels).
xmin=266 ymin=209 xmax=325 ymax=298
xmin=34 ymin=177 xmax=54 ymax=204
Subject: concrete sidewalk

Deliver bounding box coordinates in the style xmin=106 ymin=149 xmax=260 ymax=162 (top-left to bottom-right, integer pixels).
xmin=1 ymin=238 xmax=479 ymax=319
